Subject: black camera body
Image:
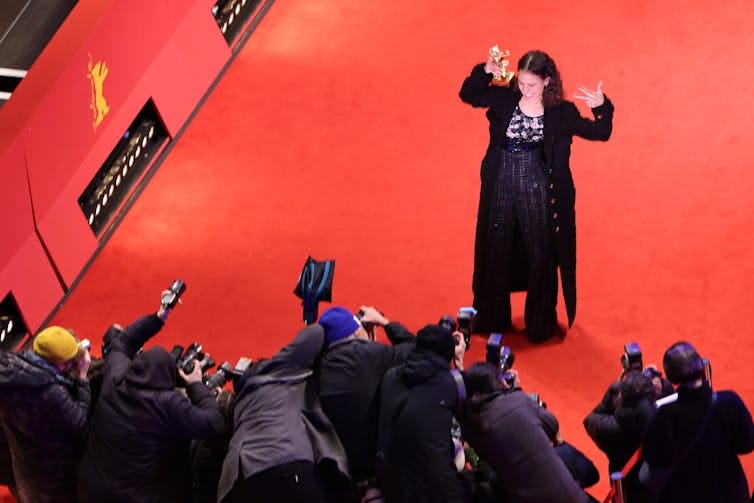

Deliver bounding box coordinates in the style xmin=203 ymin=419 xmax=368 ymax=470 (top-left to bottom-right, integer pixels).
xmin=173 ymin=343 xmax=215 ymax=375
xmin=621 ymin=342 xmax=643 ymax=372
xmin=486 ymin=332 xmax=515 ymax=386
xmin=439 ymin=306 xmax=477 ymax=351
xmin=161 ymin=279 xmax=186 ymax=310
xmin=204 ymin=357 xmax=253 ymax=391
xmin=356 ymin=309 xmax=377 ymax=340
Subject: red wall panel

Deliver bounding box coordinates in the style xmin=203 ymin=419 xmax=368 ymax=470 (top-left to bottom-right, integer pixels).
xmin=19 ymin=0 xmax=231 ymax=285
xmin=0 ymin=0 xmax=239 ymax=338
xmin=0 ymin=131 xmax=64 ymax=336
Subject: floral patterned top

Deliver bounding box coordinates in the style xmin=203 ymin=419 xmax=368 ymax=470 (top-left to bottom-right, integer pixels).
xmin=505 ymin=105 xmax=544 ymax=144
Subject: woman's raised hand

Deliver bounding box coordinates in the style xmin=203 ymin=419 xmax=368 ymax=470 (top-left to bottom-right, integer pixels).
xmin=574 ymin=81 xmax=605 ymax=108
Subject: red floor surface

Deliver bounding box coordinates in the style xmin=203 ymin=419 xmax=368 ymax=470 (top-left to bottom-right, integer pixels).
xmin=4 ymin=0 xmax=753 ymax=500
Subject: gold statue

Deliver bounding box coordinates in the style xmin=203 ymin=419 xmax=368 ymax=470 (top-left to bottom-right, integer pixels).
xmin=488 ymin=45 xmax=513 ymax=87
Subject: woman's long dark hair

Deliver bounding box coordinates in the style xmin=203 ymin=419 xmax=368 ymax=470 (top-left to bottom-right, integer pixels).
xmin=461 ymin=362 xmax=502 ymax=433
xmin=512 ymin=50 xmax=564 ymax=108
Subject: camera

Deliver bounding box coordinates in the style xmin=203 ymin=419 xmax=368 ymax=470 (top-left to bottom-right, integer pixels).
xmin=173 ymin=343 xmax=216 ymax=375
xmin=204 ymin=357 xmax=254 ymax=391
xmin=485 ymin=332 xmax=515 ymax=386
xmin=621 ymin=342 xmax=643 ymax=372
xmin=356 ymin=309 xmax=379 ymax=340
xmin=161 ymin=279 xmax=186 ymax=310
xmin=438 ymin=306 xmax=477 ymax=351
xmin=79 ymin=338 xmax=91 ymax=351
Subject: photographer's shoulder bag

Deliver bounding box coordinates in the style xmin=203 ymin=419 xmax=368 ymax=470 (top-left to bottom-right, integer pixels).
xmin=638 ymin=392 xmax=717 ymax=493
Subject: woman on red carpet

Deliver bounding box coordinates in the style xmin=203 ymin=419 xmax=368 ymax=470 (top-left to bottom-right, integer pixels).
xmin=460 ymin=49 xmax=614 ymax=342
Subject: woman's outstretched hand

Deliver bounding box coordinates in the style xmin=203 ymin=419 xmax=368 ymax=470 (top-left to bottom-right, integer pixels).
xmin=574 ymin=81 xmax=605 ymax=108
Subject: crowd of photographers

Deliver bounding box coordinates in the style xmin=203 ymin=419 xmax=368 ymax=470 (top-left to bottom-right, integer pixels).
xmin=1 ymin=283 xmax=753 ymax=503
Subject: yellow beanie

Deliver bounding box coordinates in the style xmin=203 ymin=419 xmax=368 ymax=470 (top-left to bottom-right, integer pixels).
xmin=33 ymin=326 xmax=79 ymax=365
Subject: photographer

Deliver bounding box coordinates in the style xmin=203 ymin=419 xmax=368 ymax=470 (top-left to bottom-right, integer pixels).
xmin=583 ymin=370 xmax=657 ymax=502
xmin=459 ymin=362 xmax=596 ymax=503
xmin=0 ymin=325 xmax=91 ymax=503
xmin=378 ymin=324 xmax=469 ymax=503
xmin=76 ymin=288 xmax=224 ymax=503
xmin=639 ymin=341 xmax=754 ymax=502
xmin=217 ymin=323 xmax=349 ymax=503
xmin=315 ymin=305 xmax=415 ymax=496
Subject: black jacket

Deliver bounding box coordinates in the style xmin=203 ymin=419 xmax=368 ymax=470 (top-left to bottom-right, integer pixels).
xmin=583 ymin=382 xmax=656 ymax=502
xmin=316 ymin=322 xmax=414 ymax=481
xmin=379 ymin=347 xmax=467 ymax=503
xmin=77 ymin=314 xmax=224 ymax=503
xmin=460 ymin=63 xmax=614 ymax=326
xmin=0 ymin=350 xmax=90 ymax=503
xmin=641 ymin=384 xmax=754 ymax=502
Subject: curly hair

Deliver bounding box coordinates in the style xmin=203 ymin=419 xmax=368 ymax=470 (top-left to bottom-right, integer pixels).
xmin=512 ymin=50 xmax=564 ymax=108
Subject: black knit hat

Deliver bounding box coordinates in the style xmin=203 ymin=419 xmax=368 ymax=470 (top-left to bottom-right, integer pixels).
xmin=416 ymin=324 xmax=455 ymax=363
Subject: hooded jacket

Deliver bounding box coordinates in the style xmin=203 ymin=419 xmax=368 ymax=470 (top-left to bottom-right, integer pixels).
xmin=378 ymin=347 xmax=468 ymax=503
xmin=77 ymin=314 xmax=224 ymax=503
xmin=0 ymin=350 xmax=90 ymax=503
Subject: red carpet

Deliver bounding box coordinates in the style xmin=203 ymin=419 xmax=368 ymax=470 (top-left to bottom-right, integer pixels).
xmin=4 ymin=0 xmax=752 ymax=500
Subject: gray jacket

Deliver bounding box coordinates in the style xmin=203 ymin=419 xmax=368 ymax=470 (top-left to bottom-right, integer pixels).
xmin=217 ymin=324 xmax=349 ymax=501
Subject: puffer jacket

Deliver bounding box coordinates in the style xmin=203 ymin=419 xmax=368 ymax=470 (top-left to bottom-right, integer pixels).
xmin=0 ymin=350 xmax=90 ymax=503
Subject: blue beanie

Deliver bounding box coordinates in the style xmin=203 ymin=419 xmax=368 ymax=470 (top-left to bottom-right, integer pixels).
xmin=320 ymin=306 xmax=361 ymax=347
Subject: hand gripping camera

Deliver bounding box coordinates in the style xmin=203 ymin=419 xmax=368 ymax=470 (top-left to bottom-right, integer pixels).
xmin=172 ymin=343 xmax=216 ymax=375
xmin=439 ymin=307 xmax=477 ymax=351
xmin=204 ymin=357 xmax=254 ymax=391
xmin=161 ymin=279 xmax=186 ymax=310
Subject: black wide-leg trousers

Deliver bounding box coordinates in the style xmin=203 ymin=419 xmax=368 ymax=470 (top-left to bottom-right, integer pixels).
xmin=475 ymin=148 xmax=558 ymax=342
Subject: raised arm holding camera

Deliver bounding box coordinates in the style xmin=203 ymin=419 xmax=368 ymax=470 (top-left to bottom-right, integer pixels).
xmin=0 ymin=325 xmax=91 ymax=503
xmin=315 ymin=305 xmax=415 ymax=496
xmin=77 ymin=281 xmax=225 ymax=503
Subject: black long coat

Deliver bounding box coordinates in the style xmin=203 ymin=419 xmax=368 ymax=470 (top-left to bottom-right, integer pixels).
xmin=459 ymin=63 xmax=614 ymax=326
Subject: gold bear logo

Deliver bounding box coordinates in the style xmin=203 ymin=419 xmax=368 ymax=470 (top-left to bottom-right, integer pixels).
xmin=87 ymin=53 xmax=110 ymax=131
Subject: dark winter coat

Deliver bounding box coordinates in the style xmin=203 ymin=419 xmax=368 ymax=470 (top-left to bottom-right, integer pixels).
xmin=0 ymin=350 xmax=90 ymax=503
xmin=459 ymin=390 xmax=592 ymax=503
xmin=583 ymin=382 xmax=656 ymax=501
xmin=0 ymin=427 xmax=14 ymax=488
xmin=640 ymin=384 xmax=754 ymax=502
xmin=77 ymin=314 xmax=224 ymax=503
xmin=378 ymin=348 xmax=468 ymax=503
xmin=317 ymin=322 xmax=415 ymax=481
xmin=217 ymin=324 xmax=349 ymax=502
xmin=459 ymin=63 xmax=614 ymax=326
